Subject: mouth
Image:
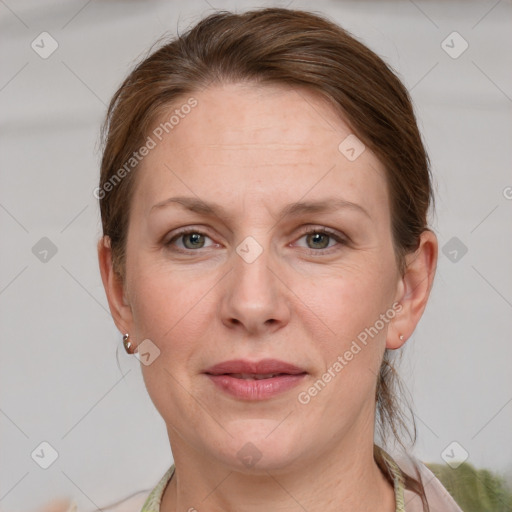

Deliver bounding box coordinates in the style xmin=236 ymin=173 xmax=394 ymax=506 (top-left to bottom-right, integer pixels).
xmin=220 ymin=372 xmax=301 ymax=380
xmin=203 ymin=358 xmax=307 ymax=376
xmin=203 ymin=359 xmax=308 ymax=400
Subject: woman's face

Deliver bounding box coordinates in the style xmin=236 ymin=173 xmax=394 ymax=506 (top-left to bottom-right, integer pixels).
xmin=115 ymin=83 xmax=410 ymax=471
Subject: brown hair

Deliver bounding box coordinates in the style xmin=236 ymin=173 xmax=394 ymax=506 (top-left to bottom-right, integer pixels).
xmin=99 ymin=7 xmax=433 ymax=509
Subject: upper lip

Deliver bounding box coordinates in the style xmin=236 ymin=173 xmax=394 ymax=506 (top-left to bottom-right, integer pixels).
xmin=204 ymin=358 xmax=307 ymax=375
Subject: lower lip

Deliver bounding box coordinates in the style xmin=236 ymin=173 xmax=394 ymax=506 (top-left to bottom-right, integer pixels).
xmin=206 ymin=373 xmax=307 ymax=400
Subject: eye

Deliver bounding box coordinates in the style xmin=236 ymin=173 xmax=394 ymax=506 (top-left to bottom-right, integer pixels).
xmin=295 ymin=227 xmax=347 ymax=254
xmin=165 ymin=228 xmax=216 ymax=252
xmin=165 ymin=226 xmax=347 ymax=255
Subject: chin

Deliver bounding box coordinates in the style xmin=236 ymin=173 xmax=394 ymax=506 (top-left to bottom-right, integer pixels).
xmin=214 ymin=420 xmax=304 ymax=473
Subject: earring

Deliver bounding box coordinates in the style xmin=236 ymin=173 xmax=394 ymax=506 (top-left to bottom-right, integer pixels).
xmin=399 ymin=334 xmax=405 ymax=341
xmin=123 ymin=333 xmax=135 ymax=354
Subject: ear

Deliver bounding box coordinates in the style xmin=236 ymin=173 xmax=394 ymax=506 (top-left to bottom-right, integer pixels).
xmin=97 ymin=236 xmax=134 ymax=336
xmin=387 ymin=229 xmax=438 ymax=349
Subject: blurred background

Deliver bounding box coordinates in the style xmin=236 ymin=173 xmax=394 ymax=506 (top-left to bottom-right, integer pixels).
xmin=1 ymin=0 xmax=511 ymax=510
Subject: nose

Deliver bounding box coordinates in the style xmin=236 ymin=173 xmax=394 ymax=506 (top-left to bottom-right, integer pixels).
xmin=219 ymin=238 xmax=291 ymax=336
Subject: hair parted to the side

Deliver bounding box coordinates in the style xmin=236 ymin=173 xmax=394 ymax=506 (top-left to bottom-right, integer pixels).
xmin=99 ymin=7 xmax=434 ymax=510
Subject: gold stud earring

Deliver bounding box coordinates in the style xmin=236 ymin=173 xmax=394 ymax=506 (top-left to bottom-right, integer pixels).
xmin=123 ymin=333 xmax=135 ymax=354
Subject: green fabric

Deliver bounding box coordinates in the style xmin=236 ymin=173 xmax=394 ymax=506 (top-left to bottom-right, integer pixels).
xmin=141 ymin=453 xmax=406 ymax=512
xmin=425 ymin=461 xmax=512 ymax=512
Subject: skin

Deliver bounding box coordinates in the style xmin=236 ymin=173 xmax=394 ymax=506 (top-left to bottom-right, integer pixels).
xmin=98 ymin=82 xmax=437 ymax=511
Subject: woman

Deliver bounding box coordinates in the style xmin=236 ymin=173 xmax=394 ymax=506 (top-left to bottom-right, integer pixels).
xmin=96 ymin=7 xmax=462 ymax=512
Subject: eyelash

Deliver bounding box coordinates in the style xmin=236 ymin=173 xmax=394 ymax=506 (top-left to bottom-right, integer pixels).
xmin=165 ymin=226 xmax=348 ymax=256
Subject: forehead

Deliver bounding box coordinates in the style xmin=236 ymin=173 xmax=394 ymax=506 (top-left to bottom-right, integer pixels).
xmin=133 ymin=82 xmax=389 ymax=221
xmin=166 ymin=82 xmax=353 ymax=155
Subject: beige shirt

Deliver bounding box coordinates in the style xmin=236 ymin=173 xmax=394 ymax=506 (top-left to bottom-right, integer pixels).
xmin=397 ymin=454 xmax=463 ymax=511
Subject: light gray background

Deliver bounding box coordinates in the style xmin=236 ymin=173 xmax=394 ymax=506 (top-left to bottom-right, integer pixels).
xmin=1 ymin=0 xmax=511 ymax=510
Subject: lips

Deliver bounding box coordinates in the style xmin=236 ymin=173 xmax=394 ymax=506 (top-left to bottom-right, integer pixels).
xmin=228 ymin=373 xmax=285 ymax=380
xmin=203 ymin=358 xmax=307 ymax=378
xmin=203 ymin=359 xmax=307 ymax=400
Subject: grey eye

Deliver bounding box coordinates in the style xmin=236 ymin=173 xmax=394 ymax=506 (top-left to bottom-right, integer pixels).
xmin=182 ymin=232 xmax=207 ymax=249
xmin=305 ymin=232 xmax=331 ymax=249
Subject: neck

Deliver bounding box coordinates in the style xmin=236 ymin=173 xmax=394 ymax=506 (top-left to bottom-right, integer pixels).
xmin=160 ymin=433 xmax=396 ymax=512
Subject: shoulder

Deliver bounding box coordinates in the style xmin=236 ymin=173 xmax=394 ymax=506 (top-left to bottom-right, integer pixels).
xmin=51 ymin=465 xmax=173 ymax=512
xmin=80 ymin=466 xmax=174 ymax=512
xmin=102 ymin=493 xmax=153 ymax=512
xmin=392 ymin=452 xmax=463 ymax=512
xmin=35 ymin=492 xmax=152 ymax=512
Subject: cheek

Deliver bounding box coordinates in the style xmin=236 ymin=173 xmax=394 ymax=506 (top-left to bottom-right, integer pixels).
xmin=290 ymin=257 xmax=396 ymax=407
xmin=294 ymin=258 xmax=395 ymax=341
xmin=129 ymin=268 xmax=215 ymax=418
xmin=127 ymin=261 xmax=212 ymax=349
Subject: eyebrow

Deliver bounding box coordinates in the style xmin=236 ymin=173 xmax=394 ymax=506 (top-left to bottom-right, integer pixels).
xmin=150 ymin=196 xmax=371 ymax=220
